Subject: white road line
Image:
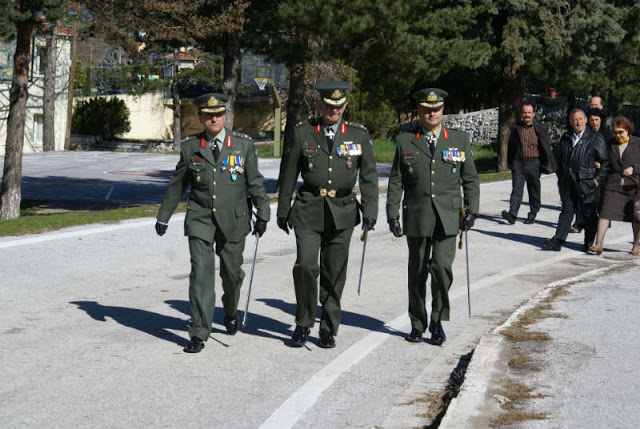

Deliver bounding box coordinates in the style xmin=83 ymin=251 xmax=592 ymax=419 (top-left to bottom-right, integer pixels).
xmin=104 ymin=185 xmax=115 ymax=201
xmin=0 ymin=214 xmax=185 ymax=249
xmin=259 ymin=233 xmax=631 ymax=428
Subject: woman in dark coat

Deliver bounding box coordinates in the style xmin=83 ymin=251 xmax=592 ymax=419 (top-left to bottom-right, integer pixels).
xmin=590 ymin=116 xmax=640 ymax=255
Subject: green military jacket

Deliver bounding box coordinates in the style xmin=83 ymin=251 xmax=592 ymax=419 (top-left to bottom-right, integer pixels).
xmin=386 ymin=125 xmax=480 ymax=237
xmin=277 ymin=118 xmax=379 ymax=232
xmin=157 ymin=129 xmax=270 ymax=243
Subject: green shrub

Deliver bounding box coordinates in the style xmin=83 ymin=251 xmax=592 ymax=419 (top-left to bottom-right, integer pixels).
xmin=72 ymin=97 xmax=132 ymax=139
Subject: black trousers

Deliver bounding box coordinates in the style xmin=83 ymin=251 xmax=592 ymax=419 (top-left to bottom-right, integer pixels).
xmin=508 ymin=158 xmax=541 ymax=218
xmin=553 ymin=185 xmax=599 ymax=246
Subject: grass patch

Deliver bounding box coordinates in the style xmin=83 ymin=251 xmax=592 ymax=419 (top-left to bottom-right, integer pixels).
xmin=0 ymin=201 xmax=187 ymax=237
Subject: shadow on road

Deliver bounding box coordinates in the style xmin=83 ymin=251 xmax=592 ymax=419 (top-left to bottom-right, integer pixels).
xmin=70 ymin=300 xmax=189 ymax=346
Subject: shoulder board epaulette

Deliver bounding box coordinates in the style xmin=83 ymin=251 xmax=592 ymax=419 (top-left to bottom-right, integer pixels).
xmin=398 ymin=119 xmax=422 ymax=134
xmin=296 ymin=117 xmax=319 ymax=128
xmin=184 ymin=132 xmax=203 ymax=141
xmin=230 ymin=131 xmax=252 ymax=141
xmin=343 ymin=121 xmax=368 ymax=131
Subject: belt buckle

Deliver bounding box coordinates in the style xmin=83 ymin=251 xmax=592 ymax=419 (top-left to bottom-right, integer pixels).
xmin=319 ymin=188 xmax=327 ymax=196
xmin=328 ymin=189 xmax=336 ymax=197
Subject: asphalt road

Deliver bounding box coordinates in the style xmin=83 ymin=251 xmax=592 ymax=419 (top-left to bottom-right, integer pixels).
xmin=1 ymin=152 xmax=639 ymax=427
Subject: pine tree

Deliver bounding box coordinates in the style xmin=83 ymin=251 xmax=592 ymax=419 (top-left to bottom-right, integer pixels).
xmin=0 ymin=0 xmax=68 ymax=220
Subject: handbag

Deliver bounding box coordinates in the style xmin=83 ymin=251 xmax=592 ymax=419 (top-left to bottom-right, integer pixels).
xmin=633 ymin=184 xmax=640 ymax=223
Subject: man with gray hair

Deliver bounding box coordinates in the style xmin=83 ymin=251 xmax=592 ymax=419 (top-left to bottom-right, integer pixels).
xmin=544 ymin=108 xmax=609 ymax=252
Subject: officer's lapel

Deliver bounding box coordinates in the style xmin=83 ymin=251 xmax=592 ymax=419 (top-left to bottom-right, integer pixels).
xmin=196 ymin=133 xmax=216 ymax=166
xmin=313 ymin=122 xmax=331 ymax=154
xmin=410 ymin=130 xmax=431 ymax=158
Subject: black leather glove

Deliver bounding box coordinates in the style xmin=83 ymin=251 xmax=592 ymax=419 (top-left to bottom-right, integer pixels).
xmin=362 ymin=217 xmax=376 ymax=231
xmin=155 ymin=222 xmax=168 ymax=236
xmin=388 ymin=218 xmax=402 ymax=237
xmin=460 ymin=211 xmax=476 ymax=231
xmin=253 ymin=219 xmax=267 ymax=237
xmin=277 ymin=217 xmax=290 ymax=235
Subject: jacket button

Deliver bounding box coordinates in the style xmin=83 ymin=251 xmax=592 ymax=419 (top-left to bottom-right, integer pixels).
xmin=212 ymin=208 xmax=216 ymax=213
xmin=213 ymin=168 xmax=216 ymax=172
xmin=431 ymin=182 xmax=435 ymax=186
xmin=328 ymin=168 xmax=333 ymax=172
xmin=212 ymin=195 xmax=216 ymax=200
xmin=432 ymin=160 xmax=435 ymax=164
xmin=329 ymin=156 xmax=333 ymax=160
xmin=328 ymin=180 xmax=332 ymax=185
xmin=431 ymin=194 xmax=435 ymax=198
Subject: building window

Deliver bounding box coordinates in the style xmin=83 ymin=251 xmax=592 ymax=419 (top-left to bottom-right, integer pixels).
xmin=33 ymin=114 xmax=43 ymax=145
xmin=33 ymin=45 xmax=46 ymax=77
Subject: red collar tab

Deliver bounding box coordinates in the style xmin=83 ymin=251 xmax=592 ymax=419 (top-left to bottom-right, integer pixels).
xmin=225 ymin=136 xmax=232 ymax=147
xmin=200 ymin=138 xmax=206 ymax=148
xmin=443 ymin=128 xmax=449 ymax=140
xmin=340 ymin=123 xmax=346 ymax=134
xmin=315 ymin=124 xmax=321 ymax=133
xmin=414 ymin=132 xmax=421 ymax=140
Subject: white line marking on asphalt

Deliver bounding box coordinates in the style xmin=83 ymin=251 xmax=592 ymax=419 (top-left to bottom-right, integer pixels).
xmin=0 ymin=214 xmax=185 ymax=249
xmin=258 ymin=314 xmax=408 ymax=429
xmin=259 ymin=233 xmax=631 ymax=428
xmin=105 ymin=185 xmax=115 ymax=201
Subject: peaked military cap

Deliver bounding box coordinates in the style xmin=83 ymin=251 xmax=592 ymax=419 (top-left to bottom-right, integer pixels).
xmin=195 ymin=93 xmax=228 ymax=114
xmin=315 ymin=81 xmax=351 ymax=107
xmin=413 ymin=88 xmax=448 ymax=109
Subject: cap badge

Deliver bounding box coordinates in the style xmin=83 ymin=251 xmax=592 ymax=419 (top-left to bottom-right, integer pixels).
xmin=427 ymin=92 xmax=438 ymax=102
xmin=331 ymin=89 xmax=342 ymax=99
xmin=208 ymin=97 xmax=218 ymax=106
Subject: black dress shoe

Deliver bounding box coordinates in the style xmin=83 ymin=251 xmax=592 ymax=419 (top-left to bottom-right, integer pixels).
xmin=501 ymin=210 xmax=516 ymax=224
xmin=183 ymin=336 xmax=205 ymax=353
xmin=224 ymin=314 xmax=239 ymax=335
xmin=318 ymin=329 xmax=336 ymax=348
xmin=405 ymin=328 xmax=423 ymax=343
xmin=543 ymin=238 xmax=562 ymax=251
xmin=429 ymin=321 xmax=446 ymax=346
xmin=291 ymin=325 xmax=310 ymax=347
xmin=524 ymin=216 xmax=536 ymax=224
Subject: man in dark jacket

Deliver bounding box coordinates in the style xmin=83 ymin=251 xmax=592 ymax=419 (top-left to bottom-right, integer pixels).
xmin=502 ymin=103 xmax=556 ymax=225
xmin=544 ymin=108 xmax=609 ymax=251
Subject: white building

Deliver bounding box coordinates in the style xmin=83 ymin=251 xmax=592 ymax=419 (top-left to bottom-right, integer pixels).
xmin=0 ymin=29 xmax=72 ymax=156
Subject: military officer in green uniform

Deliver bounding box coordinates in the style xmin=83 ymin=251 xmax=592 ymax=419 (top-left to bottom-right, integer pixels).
xmin=387 ymin=88 xmax=479 ymax=345
xmin=277 ymin=81 xmax=379 ymax=348
xmin=155 ymin=93 xmax=270 ymax=353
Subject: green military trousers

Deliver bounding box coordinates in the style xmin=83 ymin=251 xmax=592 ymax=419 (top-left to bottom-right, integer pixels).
xmin=292 ymin=227 xmax=354 ymax=335
xmin=406 ymin=224 xmax=457 ymax=332
xmin=187 ymin=233 xmax=246 ymax=341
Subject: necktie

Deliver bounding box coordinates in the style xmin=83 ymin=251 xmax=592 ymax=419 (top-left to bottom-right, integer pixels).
xmin=573 ymin=134 xmax=580 ymax=146
xmin=427 ymin=133 xmax=437 ymax=155
xmin=212 ymin=139 xmax=220 ymax=161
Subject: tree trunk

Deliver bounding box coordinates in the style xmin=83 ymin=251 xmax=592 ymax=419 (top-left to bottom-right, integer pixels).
xmin=223 ymin=31 xmax=242 ymax=130
xmin=1 ymin=21 xmax=33 ymax=220
xmin=276 ymin=62 xmax=306 ymax=191
xmin=171 ymin=48 xmax=181 ymax=151
xmin=496 ymin=62 xmax=523 ymax=172
xmin=283 ymin=62 xmax=306 ymax=153
xmin=64 ymin=23 xmax=78 ymax=151
xmin=43 ymin=23 xmax=58 ymax=152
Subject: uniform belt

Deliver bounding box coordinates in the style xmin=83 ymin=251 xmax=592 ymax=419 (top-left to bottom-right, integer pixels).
xmin=301 ymin=186 xmax=352 ymax=198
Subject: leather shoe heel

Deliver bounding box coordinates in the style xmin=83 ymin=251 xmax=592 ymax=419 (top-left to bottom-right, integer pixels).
xmin=501 ymin=210 xmax=516 ymax=225
xmin=429 ymin=321 xmax=446 ymax=346
xmin=291 ymin=325 xmax=310 ymax=347
xmin=318 ymin=330 xmax=336 ymax=348
xmin=184 ymin=337 xmax=205 ymax=353
xmin=406 ymin=328 xmax=423 ymax=343
xmin=224 ymin=314 xmax=239 ymax=335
